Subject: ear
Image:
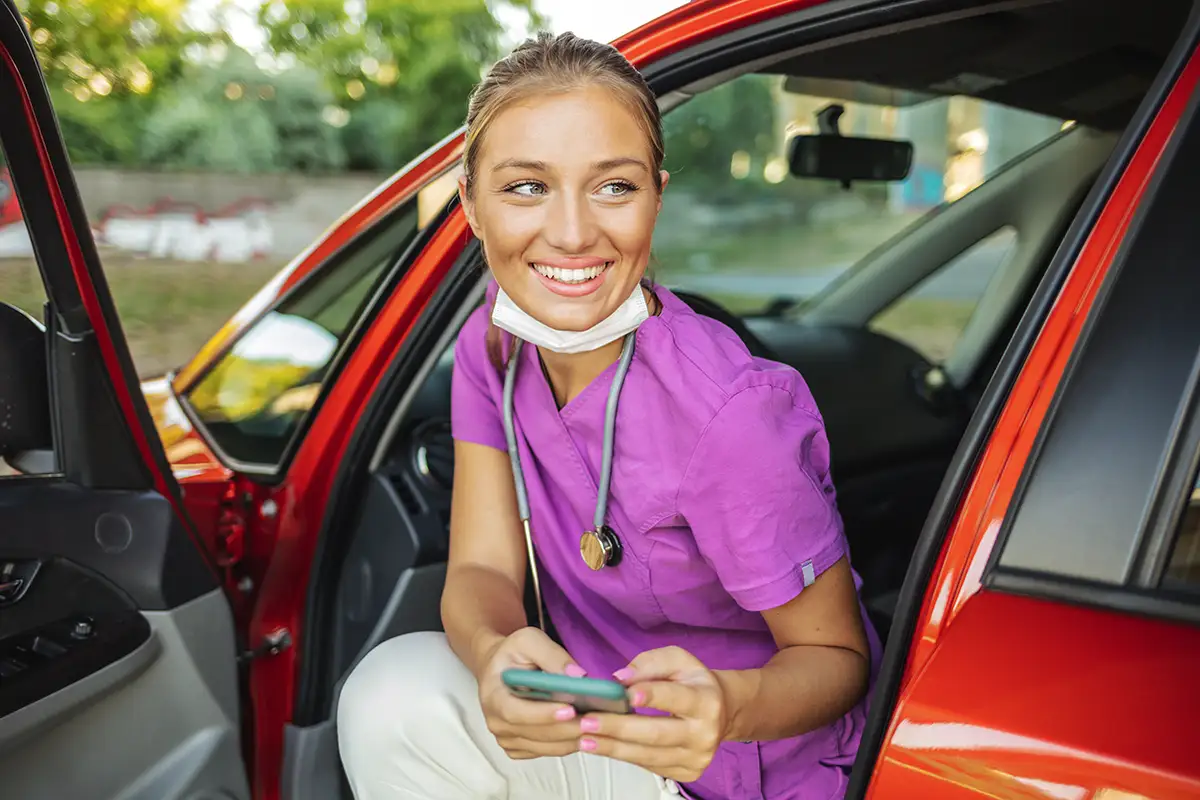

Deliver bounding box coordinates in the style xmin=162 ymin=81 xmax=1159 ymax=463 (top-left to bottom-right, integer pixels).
xmin=458 ymin=174 xmax=481 ymax=236
xmin=655 ymin=170 xmax=670 ymax=213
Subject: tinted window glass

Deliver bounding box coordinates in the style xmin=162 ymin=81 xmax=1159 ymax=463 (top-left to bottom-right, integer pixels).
xmin=185 ymin=201 xmax=420 ymax=465
xmin=870 ymin=226 xmax=1018 ymax=362
xmin=1165 ymin=471 xmax=1200 ymax=592
xmin=0 ymin=146 xmax=54 ymax=477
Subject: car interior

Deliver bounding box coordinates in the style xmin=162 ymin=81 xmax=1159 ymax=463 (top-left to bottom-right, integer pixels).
xmin=271 ymin=6 xmax=1199 ymax=795
xmin=316 ymin=0 xmax=1193 ymax=699
xmin=2 ymin=0 xmax=1194 ymax=798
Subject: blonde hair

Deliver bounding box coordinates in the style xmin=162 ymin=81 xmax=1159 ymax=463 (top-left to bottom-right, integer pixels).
xmin=464 ymin=32 xmax=665 ymax=370
xmin=463 ymin=31 xmax=664 ymax=196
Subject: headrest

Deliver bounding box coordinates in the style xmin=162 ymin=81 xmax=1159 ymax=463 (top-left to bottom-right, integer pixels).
xmin=0 ymin=302 xmax=52 ymax=456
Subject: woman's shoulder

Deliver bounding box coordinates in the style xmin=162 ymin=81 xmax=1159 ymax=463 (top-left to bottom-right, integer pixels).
xmin=643 ymin=286 xmax=823 ymax=425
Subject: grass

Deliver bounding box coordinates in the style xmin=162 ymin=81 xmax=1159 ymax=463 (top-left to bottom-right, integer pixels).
xmin=0 ymin=255 xmax=284 ymax=378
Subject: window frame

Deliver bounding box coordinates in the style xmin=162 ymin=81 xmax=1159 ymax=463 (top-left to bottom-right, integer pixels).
xmin=984 ymin=81 xmax=1200 ymax=627
xmin=173 ymin=187 xmax=455 ymax=479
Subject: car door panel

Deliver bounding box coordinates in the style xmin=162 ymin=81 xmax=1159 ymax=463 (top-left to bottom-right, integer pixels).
xmin=0 ymin=3 xmax=248 ymax=798
xmin=860 ymin=37 xmax=1200 ymax=798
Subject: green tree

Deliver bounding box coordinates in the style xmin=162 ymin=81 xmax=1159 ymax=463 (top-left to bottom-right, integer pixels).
xmin=16 ymin=0 xmax=211 ymax=165
xmin=663 ymin=74 xmax=778 ymax=196
xmin=257 ymin=0 xmax=541 ymax=171
xmin=141 ymin=47 xmax=344 ymax=173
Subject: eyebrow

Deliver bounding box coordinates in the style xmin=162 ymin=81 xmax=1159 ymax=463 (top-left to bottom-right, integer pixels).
xmin=491 ymin=157 xmax=650 ymax=173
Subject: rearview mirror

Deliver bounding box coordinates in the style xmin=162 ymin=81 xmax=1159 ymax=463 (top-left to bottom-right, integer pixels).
xmin=787 ymin=134 xmax=914 ymax=184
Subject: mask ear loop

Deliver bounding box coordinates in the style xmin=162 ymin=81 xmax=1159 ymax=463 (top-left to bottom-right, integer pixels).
xmin=502 ymin=339 xmax=546 ymax=632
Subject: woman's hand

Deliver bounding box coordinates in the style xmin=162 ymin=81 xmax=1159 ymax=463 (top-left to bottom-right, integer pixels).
xmin=578 ymin=646 xmax=729 ymax=783
xmin=477 ymin=626 xmax=588 ymax=760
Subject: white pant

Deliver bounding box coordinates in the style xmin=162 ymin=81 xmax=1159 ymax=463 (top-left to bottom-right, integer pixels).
xmin=337 ymin=631 xmax=681 ymax=800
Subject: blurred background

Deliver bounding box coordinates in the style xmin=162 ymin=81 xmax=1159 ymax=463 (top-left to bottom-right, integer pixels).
xmin=0 ymin=0 xmax=1063 ymax=378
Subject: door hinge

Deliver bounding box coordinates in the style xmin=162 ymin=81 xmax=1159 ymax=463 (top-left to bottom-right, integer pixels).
xmin=239 ymin=628 xmax=292 ymax=664
xmin=216 ymin=481 xmax=247 ymax=568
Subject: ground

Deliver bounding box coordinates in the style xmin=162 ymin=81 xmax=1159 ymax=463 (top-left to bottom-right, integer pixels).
xmin=0 ymin=254 xmax=285 ymax=379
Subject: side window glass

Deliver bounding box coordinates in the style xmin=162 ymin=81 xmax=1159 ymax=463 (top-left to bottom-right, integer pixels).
xmin=184 ymin=200 xmax=421 ymax=466
xmin=0 ymin=147 xmax=54 ymax=478
xmin=868 ymin=226 xmax=1018 ymax=362
xmin=1165 ymin=472 xmax=1200 ymax=592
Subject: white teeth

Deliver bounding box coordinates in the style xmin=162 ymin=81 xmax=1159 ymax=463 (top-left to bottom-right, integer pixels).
xmin=532 ymin=263 xmax=608 ymax=284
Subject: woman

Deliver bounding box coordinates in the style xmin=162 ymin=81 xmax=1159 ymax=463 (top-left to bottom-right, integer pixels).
xmin=337 ymin=31 xmax=880 ymax=800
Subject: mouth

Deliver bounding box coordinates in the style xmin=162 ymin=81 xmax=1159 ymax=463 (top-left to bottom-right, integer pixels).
xmin=531 ymin=262 xmax=611 ymax=284
xmin=530 ymin=261 xmax=613 ymax=297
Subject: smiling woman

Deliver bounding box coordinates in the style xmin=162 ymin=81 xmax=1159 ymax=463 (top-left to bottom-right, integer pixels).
xmin=335 ymin=31 xmax=877 ymax=800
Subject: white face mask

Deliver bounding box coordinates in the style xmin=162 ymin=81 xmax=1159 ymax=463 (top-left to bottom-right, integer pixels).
xmin=492 ymin=284 xmax=649 ymax=354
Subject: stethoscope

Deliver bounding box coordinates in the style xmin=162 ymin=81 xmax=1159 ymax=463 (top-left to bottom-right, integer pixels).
xmin=501 ymin=331 xmax=637 ymax=631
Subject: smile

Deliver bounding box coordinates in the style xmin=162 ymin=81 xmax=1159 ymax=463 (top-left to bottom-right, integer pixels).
xmin=531 ymin=262 xmax=611 ymax=284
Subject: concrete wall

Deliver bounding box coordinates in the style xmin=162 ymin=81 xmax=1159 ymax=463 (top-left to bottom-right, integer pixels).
xmin=77 ymin=167 xmax=391 ymax=261
xmin=0 ymin=167 xmax=392 ymax=262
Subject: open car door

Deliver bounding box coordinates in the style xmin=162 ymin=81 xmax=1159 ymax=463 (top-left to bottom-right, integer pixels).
xmin=0 ymin=4 xmax=248 ymax=799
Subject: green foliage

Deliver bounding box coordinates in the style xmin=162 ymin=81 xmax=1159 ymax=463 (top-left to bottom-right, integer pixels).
xmin=17 ymin=0 xmax=539 ymax=173
xmin=140 ymin=47 xmax=345 ymax=173
xmin=257 ymin=0 xmax=541 ymax=171
xmin=663 ymin=74 xmax=778 ymax=195
xmin=19 ymin=0 xmax=205 ymax=98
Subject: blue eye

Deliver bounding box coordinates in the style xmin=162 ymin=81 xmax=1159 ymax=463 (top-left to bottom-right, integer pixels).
xmin=506 ymin=181 xmax=546 ymax=197
xmin=599 ymin=181 xmax=637 ymax=197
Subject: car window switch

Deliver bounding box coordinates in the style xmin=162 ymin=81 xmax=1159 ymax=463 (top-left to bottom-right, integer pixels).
xmin=0 ymin=658 xmax=28 ymax=677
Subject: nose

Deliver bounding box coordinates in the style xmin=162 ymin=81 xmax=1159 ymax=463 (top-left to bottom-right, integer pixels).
xmin=543 ymin=190 xmax=598 ymax=253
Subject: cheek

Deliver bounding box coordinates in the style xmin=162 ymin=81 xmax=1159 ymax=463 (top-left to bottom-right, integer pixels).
xmin=605 ymin=204 xmax=659 ymax=254
xmin=479 ymin=206 xmax=543 ymax=261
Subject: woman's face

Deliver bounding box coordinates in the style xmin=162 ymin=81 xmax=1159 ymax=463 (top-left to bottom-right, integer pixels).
xmin=461 ymin=85 xmax=667 ymax=332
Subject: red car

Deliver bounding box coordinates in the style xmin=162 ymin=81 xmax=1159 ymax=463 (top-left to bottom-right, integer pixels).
xmin=2 ymin=0 xmax=1199 ymax=798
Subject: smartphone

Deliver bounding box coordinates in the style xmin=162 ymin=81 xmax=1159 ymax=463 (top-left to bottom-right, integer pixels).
xmin=501 ymin=668 xmax=632 ymax=714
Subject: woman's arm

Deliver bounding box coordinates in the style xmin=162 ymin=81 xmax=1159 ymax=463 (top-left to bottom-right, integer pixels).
xmin=715 ymin=557 xmax=870 ymax=741
xmin=441 ymin=440 xmax=532 ymax=679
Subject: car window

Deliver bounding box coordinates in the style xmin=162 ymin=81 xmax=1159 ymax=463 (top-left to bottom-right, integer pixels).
xmin=652 ymin=73 xmax=1063 ymax=329
xmin=184 ymin=198 xmax=421 ymax=467
xmin=0 ymin=146 xmax=53 ymax=477
xmin=1165 ymin=471 xmax=1200 ymax=592
xmin=869 ymin=226 xmax=1018 ymax=362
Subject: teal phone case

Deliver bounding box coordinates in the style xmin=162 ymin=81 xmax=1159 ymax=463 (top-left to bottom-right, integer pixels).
xmin=501 ymin=669 xmax=631 ymax=714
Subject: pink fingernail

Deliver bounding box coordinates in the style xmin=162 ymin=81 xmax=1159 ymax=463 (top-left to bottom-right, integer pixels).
xmin=580 ymin=738 xmax=597 ymax=752
xmin=631 ymin=690 xmax=646 ymax=707
xmin=564 ymin=664 xmax=587 ymax=678
xmin=579 ymin=717 xmax=600 ymax=733
xmin=554 ymin=706 xmax=576 ymax=721
xmin=613 ymin=667 xmax=635 ymax=682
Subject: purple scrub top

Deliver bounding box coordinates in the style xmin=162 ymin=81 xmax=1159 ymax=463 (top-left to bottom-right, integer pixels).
xmin=451 ymin=281 xmax=882 ymax=800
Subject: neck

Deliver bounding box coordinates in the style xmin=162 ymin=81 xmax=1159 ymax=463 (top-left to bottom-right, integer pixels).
xmin=538 ymin=285 xmax=657 ymax=408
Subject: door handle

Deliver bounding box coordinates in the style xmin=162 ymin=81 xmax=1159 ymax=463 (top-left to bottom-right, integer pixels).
xmin=0 ymin=579 xmax=23 ymax=601
xmin=0 ymin=560 xmax=40 ymax=607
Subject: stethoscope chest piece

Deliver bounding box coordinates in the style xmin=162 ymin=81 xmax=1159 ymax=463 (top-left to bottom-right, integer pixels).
xmin=580 ymin=525 xmax=622 ymax=571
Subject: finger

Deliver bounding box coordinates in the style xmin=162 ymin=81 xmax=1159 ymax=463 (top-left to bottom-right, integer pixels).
xmin=579 ymin=735 xmax=692 ymax=770
xmin=508 ymin=720 xmax=585 ymax=744
xmin=614 ymin=646 xmax=695 ymax=683
xmin=628 ymin=680 xmax=709 ymax=718
xmin=508 ymin=628 xmax=587 ymax=676
xmin=500 ymin=737 xmax=579 ymax=759
xmin=492 ymin=691 xmax=578 ymax=728
xmin=579 ymin=711 xmax=689 ymax=747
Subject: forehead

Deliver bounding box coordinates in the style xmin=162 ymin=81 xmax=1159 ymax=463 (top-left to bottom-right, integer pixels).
xmin=479 ymin=86 xmax=652 ymax=167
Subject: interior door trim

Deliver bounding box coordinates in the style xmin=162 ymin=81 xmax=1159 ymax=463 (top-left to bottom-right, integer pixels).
xmin=0 ymin=627 xmax=160 ymax=753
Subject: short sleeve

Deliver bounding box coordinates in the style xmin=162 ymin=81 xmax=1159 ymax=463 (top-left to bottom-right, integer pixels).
xmin=450 ymin=304 xmax=507 ymax=451
xmin=677 ymin=385 xmax=847 ymax=612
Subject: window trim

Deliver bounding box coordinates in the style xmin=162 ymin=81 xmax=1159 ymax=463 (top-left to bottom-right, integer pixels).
xmin=173 ymin=193 xmax=455 ymax=479
xmin=983 ymin=76 xmax=1200 ymax=625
